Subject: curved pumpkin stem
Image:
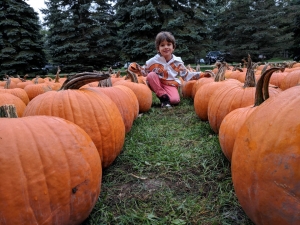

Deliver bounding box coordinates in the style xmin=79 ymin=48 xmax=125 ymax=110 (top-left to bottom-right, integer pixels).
xmin=262 ymin=66 xmax=285 ymax=100
xmin=59 ymin=72 xmax=110 ymax=90
xmin=254 ymin=67 xmax=285 ymax=106
xmin=243 ymin=54 xmax=256 ymax=88
xmin=125 ymin=69 xmax=138 ymax=83
xmin=0 ymin=104 xmax=18 ymax=118
xmin=260 ymin=63 xmax=269 ymax=75
xmin=203 ymin=70 xmax=215 ymax=78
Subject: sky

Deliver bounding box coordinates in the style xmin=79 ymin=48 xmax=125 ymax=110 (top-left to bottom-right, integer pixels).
xmin=26 ymin=0 xmax=46 ymax=21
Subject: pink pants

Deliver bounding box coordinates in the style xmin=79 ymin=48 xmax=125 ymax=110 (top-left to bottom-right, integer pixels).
xmin=146 ymin=72 xmax=180 ymax=105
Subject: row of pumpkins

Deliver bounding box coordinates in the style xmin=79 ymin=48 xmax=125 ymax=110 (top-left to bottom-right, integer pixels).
xmin=0 ymin=68 xmax=153 ymax=224
xmin=181 ymin=56 xmax=300 ymax=225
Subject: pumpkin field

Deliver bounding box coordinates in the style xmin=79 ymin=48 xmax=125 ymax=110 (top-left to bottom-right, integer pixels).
xmin=1 ymin=59 xmax=300 ymax=224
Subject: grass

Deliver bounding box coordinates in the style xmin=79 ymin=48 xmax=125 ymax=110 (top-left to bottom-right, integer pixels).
xmin=82 ymin=94 xmax=254 ymax=225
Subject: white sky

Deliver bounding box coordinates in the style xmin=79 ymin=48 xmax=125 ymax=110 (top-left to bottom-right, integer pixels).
xmin=26 ymin=0 xmax=46 ymax=21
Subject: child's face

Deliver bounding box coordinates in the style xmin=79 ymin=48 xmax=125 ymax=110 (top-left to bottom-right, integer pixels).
xmin=158 ymin=40 xmax=174 ymax=62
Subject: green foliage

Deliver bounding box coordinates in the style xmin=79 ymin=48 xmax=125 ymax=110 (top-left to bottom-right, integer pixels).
xmin=211 ymin=0 xmax=300 ymax=62
xmin=82 ymin=96 xmax=254 ymax=225
xmin=42 ymin=0 xmax=119 ymax=72
xmin=114 ymin=0 xmax=207 ymax=64
xmin=0 ymin=0 xmax=46 ymax=75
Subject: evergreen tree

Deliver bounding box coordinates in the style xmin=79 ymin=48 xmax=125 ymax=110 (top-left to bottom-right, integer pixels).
xmin=287 ymin=0 xmax=300 ymax=59
xmin=42 ymin=0 xmax=117 ymax=72
xmin=113 ymin=0 xmax=207 ymax=64
xmin=0 ymin=0 xmax=46 ymax=75
xmin=213 ymin=0 xmax=294 ymax=63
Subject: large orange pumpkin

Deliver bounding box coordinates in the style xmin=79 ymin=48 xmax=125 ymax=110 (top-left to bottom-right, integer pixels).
xmin=208 ymin=55 xmax=280 ymax=134
xmin=219 ymin=67 xmax=284 ymax=161
xmin=0 ymin=113 xmax=102 ymax=225
xmin=231 ymin=84 xmax=300 ymax=225
xmin=23 ymin=72 xmax=125 ymax=168
xmin=86 ymin=78 xmax=139 ymax=133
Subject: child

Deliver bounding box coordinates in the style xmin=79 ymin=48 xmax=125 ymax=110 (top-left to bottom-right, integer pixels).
xmin=144 ymin=31 xmax=201 ymax=109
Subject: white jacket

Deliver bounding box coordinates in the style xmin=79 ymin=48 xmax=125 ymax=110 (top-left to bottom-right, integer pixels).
xmin=145 ymin=54 xmax=200 ymax=85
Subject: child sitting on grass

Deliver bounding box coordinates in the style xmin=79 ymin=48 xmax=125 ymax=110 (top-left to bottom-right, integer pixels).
xmin=144 ymin=31 xmax=200 ymax=109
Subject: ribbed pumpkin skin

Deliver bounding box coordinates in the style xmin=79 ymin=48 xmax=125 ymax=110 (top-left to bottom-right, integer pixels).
xmin=231 ymin=86 xmax=300 ymax=225
xmin=280 ymin=69 xmax=300 ymax=90
xmin=181 ymin=80 xmax=197 ymax=98
xmin=219 ymin=106 xmax=256 ymax=161
xmin=191 ymin=77 xmax=214 ymax=98
xmin=0 ymin=116 xmax=101 ymax=225
xmin=0 ymin=88 xmax=30 ymax=105
xmin=208 ymin=84 xmax=281 ymax=134
xmin=24 ymin=83 xmax=52 ymax=100
xmin=23 ymin=89 xmax=125 ymax=168
xmin=86 ymin=85 xmax=139 ymax=133
xmin=194 ymin=79 xmax=240 ymax=121
xmin=113 ymin=80 xmax=152 ymax=113
xmin=0 ymin=93 xmax=26 ymax=117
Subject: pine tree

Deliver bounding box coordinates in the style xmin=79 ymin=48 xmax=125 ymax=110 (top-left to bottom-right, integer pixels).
xmin=0 ymin=0 xmax=46 ymax=75
xmin=287 ymin=0 xmax=300 ymax=59
xmin=213 ymin=0 xmax=295 ymax=63
xmin=113 ymin=0 xmax=207 ymax=65
xmin=42 ymin=0 xmax=117 ymax=72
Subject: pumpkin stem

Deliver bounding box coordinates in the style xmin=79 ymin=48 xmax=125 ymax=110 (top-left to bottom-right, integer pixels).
xmin=4 ymin=77 xmax=11 ymax=89
xmin=214 ymin=62 xmax=227 ymax=82
xmin=34 ymin=76 xmax=40 ymax=84
xmin=98 ymin=77 xmax=112 ymax=87
xmin=59 ymin=72 xmax=110 ymax=90
xmin=0 ymin=104 xmax=18 ymax=118
xmin=17 ymin=75 xmax=26 ymax=82
xmin=54 ymin=66 xmax=61 ymax=83
xmin=125 ymin=69 xmax=139 ymax=83
xmin=262 ymin=66 xmax=285 ymax=100
xmin=254 ymin=67 xmax=285 ymax=106
xmin=243 ymin=54 xmax=256 ymax=88
xmin=203 ymin=70 xmax=215 ymax=78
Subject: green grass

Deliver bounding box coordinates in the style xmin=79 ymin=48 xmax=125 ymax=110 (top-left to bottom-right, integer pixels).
xmin=82 ymin=95 xmax=254 ymax=225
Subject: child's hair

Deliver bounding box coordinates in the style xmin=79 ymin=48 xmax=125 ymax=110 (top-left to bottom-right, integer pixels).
xmin=155 ymin=31 xmax=176 ymax=50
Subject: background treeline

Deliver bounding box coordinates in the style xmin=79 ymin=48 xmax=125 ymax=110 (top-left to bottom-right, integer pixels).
xmin=0 ymin=0 xmax=300 ymax=75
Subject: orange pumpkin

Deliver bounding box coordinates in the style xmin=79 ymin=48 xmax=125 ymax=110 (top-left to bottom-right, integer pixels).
xmin=0 ymin=113 xmax=102 ymax=225
xmin=24 ymin=77 xmax=52 ymax=100
xmin=86 ymin=79 xmax=139 ymax=133
xmin=207 ymin=56 xmax=274 ymax=134
xmin=0 ymin=87 xmax=29 ymax=105
xmin=231 ymin=84 xmax=300 ymax=225
xmin=113 ymin=71 xmax=152 ymax=113
xmin=194 ymin=62 xmax=241 ymax=121
xmin=191 ymin=71 xmax=215 ymax=98
xmin=181 ymin=79 xmax=197 ymax=98
xmin=23 ymin=72 xmax=125 ymax=168
xmin=280 ymin=68 xmax=300 ymax=90
xmin=219 ymin=67 xmax=284 ymax=161
xmin=0 ymin=93 xmax=26 ymax=117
